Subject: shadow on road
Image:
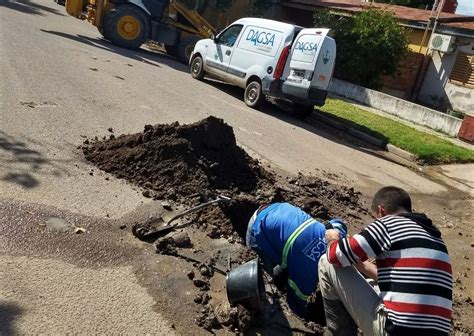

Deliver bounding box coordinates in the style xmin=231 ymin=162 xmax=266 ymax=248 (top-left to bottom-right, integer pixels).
xmin=202 ymin=79 xmax=387 ymax=154
xmin=40 ymin=29 xmax=188 ymax=73
xmin=0 ymin=131 xmax=69 ymax=189
xmin=0 ymin=0 xmax=65 ymax=16
xmin=0 ymin=303 xmax=23 ymax=336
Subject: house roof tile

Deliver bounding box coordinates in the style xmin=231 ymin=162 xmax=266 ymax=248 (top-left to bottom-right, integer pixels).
xmin=283 ymin=0 xmax=474 ymax=30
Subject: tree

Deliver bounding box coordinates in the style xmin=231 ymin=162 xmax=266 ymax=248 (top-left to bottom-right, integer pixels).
xmin=375 ymin=0 xmax=434 ymax=10
xmin=179 ymin=0 xmax=234 ymax=14
xmin=314 ymin=8 xmax=409 ymax=88
xmin=250 ymin=0 xmax=272 ymax=16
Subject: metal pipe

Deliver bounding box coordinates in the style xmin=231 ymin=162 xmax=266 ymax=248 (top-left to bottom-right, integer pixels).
xmin=427 ymin=0 xmax=446 ymax=55
xmin=418 ymin=0 xmax=439 ymax=53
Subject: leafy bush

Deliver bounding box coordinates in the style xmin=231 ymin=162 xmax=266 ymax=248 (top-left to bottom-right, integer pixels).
xmin=314 ymin=8 xmax=409 ymax=88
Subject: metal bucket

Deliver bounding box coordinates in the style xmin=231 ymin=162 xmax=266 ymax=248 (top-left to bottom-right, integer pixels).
xmin=226 ymin=258 xmax=266 ymax=311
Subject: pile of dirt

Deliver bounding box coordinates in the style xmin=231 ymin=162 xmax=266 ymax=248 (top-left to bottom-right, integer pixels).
xmin=82 ymin=116 xmax=268 ymax=202
xmin=82 ymin=117 xmax=366 ymax=233
xmin=82 ymin=116 xmax=369 ymax=333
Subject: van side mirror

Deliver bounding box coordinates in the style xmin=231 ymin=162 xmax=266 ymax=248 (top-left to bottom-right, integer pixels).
xmin=214 ymin=36 xmax=219 ymax=44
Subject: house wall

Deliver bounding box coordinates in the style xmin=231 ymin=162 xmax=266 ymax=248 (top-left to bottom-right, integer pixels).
xmin=417 ymin=36 xmax=474 ymax=115
xmin=407 ymin=28 xmax=430 ymax=54
xmin=381 ymin=51 xmax=425 ymax=99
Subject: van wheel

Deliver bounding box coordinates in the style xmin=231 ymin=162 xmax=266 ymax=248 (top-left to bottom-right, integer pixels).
xmin=103 ymin=5 xmax=150 ymax=49
xmin=293 ymin=103 xmax=314 ymax=118
xmin=190 ymin=55 xmax=206 ymax=80
xmin=177 ymin=35 xmax=200 ymax=64
xmin=244 ymin=80 xmax=265 ymax=108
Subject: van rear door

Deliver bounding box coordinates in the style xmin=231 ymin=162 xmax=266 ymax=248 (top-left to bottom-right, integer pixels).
xmin=284 ymin=28 xmax=336 ymax=95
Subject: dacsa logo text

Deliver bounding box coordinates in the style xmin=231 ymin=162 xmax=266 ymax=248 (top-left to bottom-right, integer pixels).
xmin=295 ymin=41 xmax=318 ymax=53
xmin=246 ymin=29 xmax=276 ymax=46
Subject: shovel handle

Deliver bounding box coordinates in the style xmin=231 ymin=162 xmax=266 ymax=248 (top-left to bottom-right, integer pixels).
xmin=166 ymin=195 xmax=231 ymax=227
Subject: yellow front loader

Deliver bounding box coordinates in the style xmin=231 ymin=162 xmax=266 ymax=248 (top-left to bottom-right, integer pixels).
xmin=65 ymin=0 xmax=216 ymax=63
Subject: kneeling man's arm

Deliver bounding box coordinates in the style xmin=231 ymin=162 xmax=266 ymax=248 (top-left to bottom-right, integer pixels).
xmin=326 ymin=219 xmax=391 ymax=269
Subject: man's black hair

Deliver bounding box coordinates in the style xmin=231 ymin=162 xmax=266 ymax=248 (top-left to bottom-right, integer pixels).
xmin=371 ymin=186 xmax=412 ymax=213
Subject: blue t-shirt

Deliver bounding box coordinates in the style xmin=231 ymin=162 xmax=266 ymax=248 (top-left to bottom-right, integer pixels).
xmin=248 ymin=203 xmax=327 ymax=317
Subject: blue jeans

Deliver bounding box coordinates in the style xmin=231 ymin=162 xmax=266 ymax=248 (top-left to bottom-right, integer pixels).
xmin=246 ymin=209 xmax=275 ymax=276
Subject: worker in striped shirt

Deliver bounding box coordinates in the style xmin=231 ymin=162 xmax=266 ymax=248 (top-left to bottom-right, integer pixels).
xmin=319 ymin=186 xmax=452 ymax=336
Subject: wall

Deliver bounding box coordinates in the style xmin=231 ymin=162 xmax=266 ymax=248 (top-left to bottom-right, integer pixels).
xmin=445 ymin=81 xmax=474 ymax=114
xmin=329 ymin=78 xmax=463 ymax=136
xmin=381 ymin=51 xmax=425 ymax=99
xmin=418 ymin=36 xmax=474 ymax=115
xmin=407 ymin=28 xmax=430 ymax=54
xmin=203 ymin=1 xmax=281 ymax=31
xmin=202 ymin=0 xmax=252 ymax=30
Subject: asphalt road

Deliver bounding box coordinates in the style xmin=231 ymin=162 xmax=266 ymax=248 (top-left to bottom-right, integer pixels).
xmin=0 ymin=0 xmax=472 ymax=334
xmin=0 ymin=0 xmax=447 ymax=218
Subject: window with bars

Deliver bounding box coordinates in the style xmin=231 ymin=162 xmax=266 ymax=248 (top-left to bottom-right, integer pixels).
xmin=449 ymin=52 xmax=474 ymax=88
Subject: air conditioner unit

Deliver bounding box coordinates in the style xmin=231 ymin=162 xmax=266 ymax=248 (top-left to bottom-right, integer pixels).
xmin=429 ymin=33 xmax=456 ymax=53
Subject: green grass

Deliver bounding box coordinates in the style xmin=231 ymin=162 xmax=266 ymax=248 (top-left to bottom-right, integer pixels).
xmin=318 ymin=98 xmax=474 ymax=165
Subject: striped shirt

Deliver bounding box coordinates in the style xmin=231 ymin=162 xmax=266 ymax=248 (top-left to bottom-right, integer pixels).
xmin=327 ymin=213 xmax=452 ymax=335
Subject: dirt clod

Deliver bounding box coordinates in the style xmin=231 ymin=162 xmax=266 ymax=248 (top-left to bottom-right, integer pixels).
xmin=193 ymin=279 xmax=209 ymax=290
xmin=161 ymin=201 xmax=172 ymax=210
xmin=187 ymin=270 xmax=195 ymax=280
xmin=194 ymin=293 xmax=210 ymax=305
xmin=199 ymin=266 xmax=211 ymax=277
xmin=154 ymin=237 xmax=177 ymax=255
xmin=170 ymin=231 xmax=192 ymax=248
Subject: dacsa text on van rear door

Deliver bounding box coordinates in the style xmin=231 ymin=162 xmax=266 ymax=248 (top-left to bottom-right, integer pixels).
xmin=286 ymin=29 xmax=336 ymax=91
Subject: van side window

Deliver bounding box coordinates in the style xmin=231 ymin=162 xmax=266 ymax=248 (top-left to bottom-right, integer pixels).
xmin=217 ymin=25 xmax=243 ymax=47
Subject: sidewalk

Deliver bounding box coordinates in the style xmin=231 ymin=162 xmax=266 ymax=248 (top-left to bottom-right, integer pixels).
xmin=323 ymin=95 xmax=473 ymax=195
xmin=332 ymin=94 xmax=473 ymax=151
xmin=436 ymin=163 xmax=474 ymax=196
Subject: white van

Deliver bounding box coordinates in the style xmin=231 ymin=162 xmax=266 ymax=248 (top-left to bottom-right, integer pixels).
xmin=189 ymin=18 xmax=336 ymax=117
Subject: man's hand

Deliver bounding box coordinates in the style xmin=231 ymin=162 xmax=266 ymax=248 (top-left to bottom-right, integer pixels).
xmin=356 ymin=260 xmax=377 ymax=281
xmin=325 ymin=229 xmax=340 ymax=243
xmin=329 ymin=218 xmax=348 ymax=238
xmin=273 ymin=265 xmax=288 ymax=292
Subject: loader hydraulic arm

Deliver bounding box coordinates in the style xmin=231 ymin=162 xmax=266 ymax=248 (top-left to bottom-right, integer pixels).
xmin=168 ymin=0 xmax=216 ymax=39
xmin=66 ymin=0 xmax=109 ymax=28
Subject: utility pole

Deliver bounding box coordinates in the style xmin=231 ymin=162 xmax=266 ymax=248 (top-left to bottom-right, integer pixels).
xmin=418 ymin=0 xmax=442 ymax=54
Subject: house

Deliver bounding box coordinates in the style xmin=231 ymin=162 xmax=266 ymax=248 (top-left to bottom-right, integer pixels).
xmin=201 ymin=0 xmax=474 ymax=140
xmin=278 ymin=1 xmax=474 ymax=116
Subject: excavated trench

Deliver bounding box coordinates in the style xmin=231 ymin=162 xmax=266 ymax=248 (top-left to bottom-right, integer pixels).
xmin=81 ymin=116 xmax=369 ymax=334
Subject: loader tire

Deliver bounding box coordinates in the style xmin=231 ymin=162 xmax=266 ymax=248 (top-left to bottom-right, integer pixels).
xmin=98 ymin=26 xmax=109 ymax=40
xmin=164 ymin=44 xmax=178 ymax=58
xmin=177 ymin=35 xmax=200 ymax=64
xmin=103 ymin=5 xmax=150 ymax=49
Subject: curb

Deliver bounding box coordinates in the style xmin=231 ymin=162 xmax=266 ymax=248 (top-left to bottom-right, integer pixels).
xmin=386 ymin=144 xmax=417 ymax=162
xmin=311 ymin=113 xmax=418 ymax=163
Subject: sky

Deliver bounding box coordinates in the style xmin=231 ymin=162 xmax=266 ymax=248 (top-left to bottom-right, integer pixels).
xmin=456 ymin=0 xmax=474 ymax=15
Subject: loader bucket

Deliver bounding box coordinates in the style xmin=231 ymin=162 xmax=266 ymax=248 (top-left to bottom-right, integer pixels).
xmin=65 ymin=0 xmax=84 ymax=18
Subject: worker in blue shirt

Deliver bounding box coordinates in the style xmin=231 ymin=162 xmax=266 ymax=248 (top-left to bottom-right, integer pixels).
xmin=246 ymin=202 xmax=347 ymax=318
